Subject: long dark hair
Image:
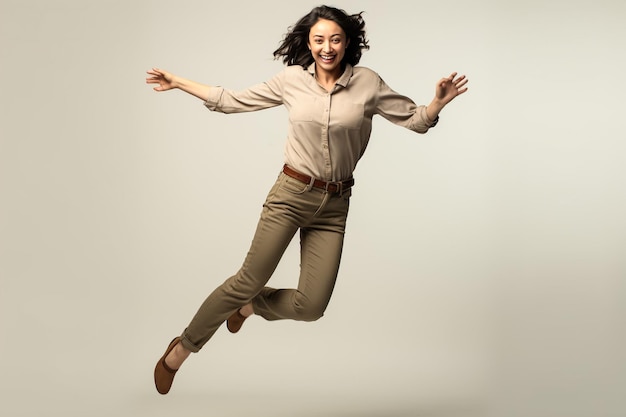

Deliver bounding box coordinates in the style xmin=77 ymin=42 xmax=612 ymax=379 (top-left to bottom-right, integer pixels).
xmin=273 ymin=5 xmax=369 ymax=68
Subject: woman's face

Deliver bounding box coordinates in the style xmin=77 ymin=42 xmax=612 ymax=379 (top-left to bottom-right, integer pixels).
xmin=307 ymin=18 xmax=348 ymax=78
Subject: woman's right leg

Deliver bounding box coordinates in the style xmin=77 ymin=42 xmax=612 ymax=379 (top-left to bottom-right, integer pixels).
xmin=156 ymin=203 xmax=300 ymax=393
xmin=179 ymin=177 xmax=303 ymax=352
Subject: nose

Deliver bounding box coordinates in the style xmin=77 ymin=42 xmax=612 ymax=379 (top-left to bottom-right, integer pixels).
xmin=322 ymin=41 xmax=332 ymax=53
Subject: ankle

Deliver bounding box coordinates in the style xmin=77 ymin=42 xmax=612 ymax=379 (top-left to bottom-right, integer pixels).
xmin=165 ymin=342 xmax=191 ymax=370
xmin=240 ymin=303 xmax=254 ymax=318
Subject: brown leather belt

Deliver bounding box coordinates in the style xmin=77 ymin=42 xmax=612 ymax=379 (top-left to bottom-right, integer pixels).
xmin=282 ymin=165 xmax=354 ymax=194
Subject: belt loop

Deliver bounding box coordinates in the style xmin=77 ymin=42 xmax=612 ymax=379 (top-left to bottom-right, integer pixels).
xmin=324 ymin=181 xmax=332 ymax=195
xmin=306 ymin=175 xmax=315 ymax=192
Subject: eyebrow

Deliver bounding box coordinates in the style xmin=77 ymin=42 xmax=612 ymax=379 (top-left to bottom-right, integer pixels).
xmin=312 ymin=34 xmax=343 ymax=38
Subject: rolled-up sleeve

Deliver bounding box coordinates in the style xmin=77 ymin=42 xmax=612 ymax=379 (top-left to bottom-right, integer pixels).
xmin=204 ymin=71 xmax=285 ymax=114
xmin=375 ymin=76 xmax=435 ymax=134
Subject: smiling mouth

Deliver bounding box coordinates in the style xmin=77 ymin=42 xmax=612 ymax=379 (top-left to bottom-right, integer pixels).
xmin=320 ymin=55 xmax=335 ymax=62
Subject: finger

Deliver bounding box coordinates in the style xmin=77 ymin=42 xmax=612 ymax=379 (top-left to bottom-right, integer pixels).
xmin=146 ymin=75 xmax=163 ymax=83
xmin=147 ymin=69 xmax=165 ymax=80
xmin=448 ymin=72 xmax=458 ymax=80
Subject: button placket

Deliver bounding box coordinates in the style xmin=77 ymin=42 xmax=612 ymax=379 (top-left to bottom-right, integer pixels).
xmin=321 ymin=93 xmax=332 ymax=179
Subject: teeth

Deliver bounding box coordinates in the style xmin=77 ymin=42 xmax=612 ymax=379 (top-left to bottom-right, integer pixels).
xmin=321 ymin=55 xmax=334 ymax=60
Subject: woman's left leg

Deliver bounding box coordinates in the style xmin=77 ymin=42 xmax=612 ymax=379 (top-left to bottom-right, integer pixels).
xmin=251 ymin=188 xmax=350 ymax=322
xmin=252 ymin=225 xmax=346 ymax=321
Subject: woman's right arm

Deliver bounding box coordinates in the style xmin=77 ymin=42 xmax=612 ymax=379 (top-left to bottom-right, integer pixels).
xmin=146 ymin=68 xmax=211 ymax=101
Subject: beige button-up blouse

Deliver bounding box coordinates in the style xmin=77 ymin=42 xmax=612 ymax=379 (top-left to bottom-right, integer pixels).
xmin=205 ymin=63 xmax=436 ymax=181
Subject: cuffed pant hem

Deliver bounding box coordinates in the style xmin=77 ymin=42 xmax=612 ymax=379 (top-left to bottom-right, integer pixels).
xmin=180 ymin=333 xmax=202 ymax=353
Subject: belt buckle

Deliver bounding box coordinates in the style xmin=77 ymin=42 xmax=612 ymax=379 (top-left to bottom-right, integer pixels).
xmin=325 ymin=180 xmax=342 ymax=196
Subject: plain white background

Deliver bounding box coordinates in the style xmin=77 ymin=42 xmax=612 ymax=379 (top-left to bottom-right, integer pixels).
xmin=1 ymin=0 xmax=624 ymax=416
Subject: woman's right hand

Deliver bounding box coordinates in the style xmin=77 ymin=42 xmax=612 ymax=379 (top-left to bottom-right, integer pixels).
xmin=146 ymin=68 xmax=211 ymax=101
xmin=146 ymin=68 xmax=177 ymax=92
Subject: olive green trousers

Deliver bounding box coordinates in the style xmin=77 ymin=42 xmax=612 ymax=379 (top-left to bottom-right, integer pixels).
xmin=180 ymin=171 xmax=351 ymax=352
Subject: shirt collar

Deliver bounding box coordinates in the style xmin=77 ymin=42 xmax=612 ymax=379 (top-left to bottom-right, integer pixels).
xmin=307 ymin=63 xmax=354 ymax=88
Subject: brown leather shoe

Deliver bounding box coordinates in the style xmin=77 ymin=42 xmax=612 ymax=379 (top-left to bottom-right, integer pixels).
xmin=226 ymin=309 xmax=248 ymax=333
xmin=154 ymin=337 xmax=181 ymax=395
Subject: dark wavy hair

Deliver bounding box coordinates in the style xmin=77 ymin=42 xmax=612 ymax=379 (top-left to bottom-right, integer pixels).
xmin=273 ymin=5 xmax=369 ymax=68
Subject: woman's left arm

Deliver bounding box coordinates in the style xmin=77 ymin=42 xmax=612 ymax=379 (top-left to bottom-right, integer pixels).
xmin=426 ymin=72 xmax=468 ymax=121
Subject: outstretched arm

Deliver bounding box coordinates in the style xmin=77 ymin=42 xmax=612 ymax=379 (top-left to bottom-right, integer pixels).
xmin=426 ymin=72 xmax=468 ymax=121
xmin=146 ymin=68 xmax=211 ymax=101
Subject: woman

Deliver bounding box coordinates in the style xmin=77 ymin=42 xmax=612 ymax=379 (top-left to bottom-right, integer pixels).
xmin=147 ymin=5 xmax=467 ymax=395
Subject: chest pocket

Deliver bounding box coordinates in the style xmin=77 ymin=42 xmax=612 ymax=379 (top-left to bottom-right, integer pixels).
xmin=289 ymin=97 xmax=317 ymax=122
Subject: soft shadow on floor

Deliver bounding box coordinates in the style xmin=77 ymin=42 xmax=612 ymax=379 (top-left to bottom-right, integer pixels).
xmin=127 ymin=389 xmax=486 ymax=417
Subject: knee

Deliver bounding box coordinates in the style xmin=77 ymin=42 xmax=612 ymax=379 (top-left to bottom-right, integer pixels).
xmin=295 ymin=308 xmax=325 ymax=322
xmin=222 ymin=269 xmax=266 ymax=300
xmin=293 ymin=296 xmax=327 ymax=322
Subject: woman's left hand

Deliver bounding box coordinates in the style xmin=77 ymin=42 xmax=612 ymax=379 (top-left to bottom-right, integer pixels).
xmin=435 ymin=72 xmax=468 ymax=105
